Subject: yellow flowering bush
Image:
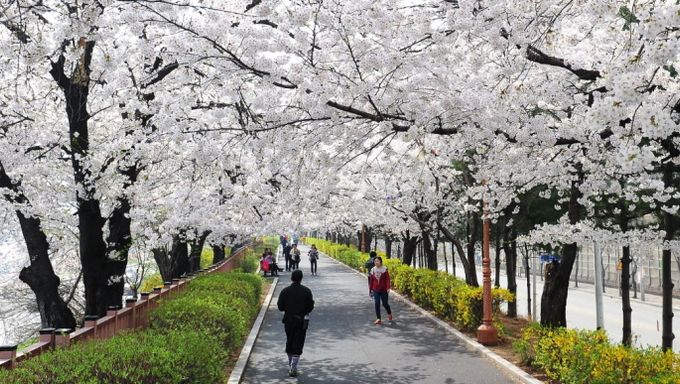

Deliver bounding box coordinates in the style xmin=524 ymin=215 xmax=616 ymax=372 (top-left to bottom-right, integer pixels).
xmin=514 ymin=324 xmax=680 ymax=383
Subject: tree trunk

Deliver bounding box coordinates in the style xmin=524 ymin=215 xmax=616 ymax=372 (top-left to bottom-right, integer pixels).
xmin=171 ymin=234 xmax=190 ymax=278
xmin=385 ymin=236 xmax=392 ymax=259
xmin=438 ymin=221 xmax=478 ymax=286
xmin=189 ymin=231 xmax=211 ymax=272
xmin=621 ymin=244 xmax=632 ymax=346
xmin=494 ymin=223 xmax=501 ymax=288
xmin=503 ymin=225 xmax=518 ymax=318
xmin=357 ymin=225 xmax=373 ymax=252
xmin=401 ymin=232 xmax=418 ymax=266
xmin=466 ymin=212 xmax=480 ymax=283
xmin=422 ymin=231 xmax=438 ymax=271
xmin=153 ymin=247 xmax=172 ymax=282
xmin=540 ymin=170 xmax=582 ymax=327
xmin=661 ymin=152 xmax=677 ymax=351
xmin=103 ymin=195 xmax=134 ymax=313
xmin=212 ymin=244 xmax=226 ymax=263
xmin=16 ymin=212 xmax=76 ymax=329
xmin=0 ymin=163 xmax=76 ymax=328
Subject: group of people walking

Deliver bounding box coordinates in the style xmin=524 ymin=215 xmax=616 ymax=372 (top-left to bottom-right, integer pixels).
xmin=275 ymin=245 xmax=394 ymax=378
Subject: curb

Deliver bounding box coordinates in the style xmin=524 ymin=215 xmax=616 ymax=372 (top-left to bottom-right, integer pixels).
xmin=318 ymin=250 xmax=543 ymax=384
xmin=227 ymin=276 xmax=279 ymax=384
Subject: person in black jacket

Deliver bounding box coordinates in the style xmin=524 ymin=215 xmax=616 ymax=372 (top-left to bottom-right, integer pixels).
xmin=277 ymin=270 xmax=314 ymax=377
xmin=283 ymin=243 xmax=293 ymax=271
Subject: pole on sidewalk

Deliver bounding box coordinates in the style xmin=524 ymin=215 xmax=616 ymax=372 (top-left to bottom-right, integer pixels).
xmin=532 ymin=250 xmax=537 ymax=322
xmin=594 ymin=240 xmax=605 ymax=330
xmin=477 ymin=184 xmax=498 ymax=345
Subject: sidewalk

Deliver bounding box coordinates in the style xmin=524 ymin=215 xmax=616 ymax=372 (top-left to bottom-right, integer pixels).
xmin=241 ymin=245 xmax=521 ymax=383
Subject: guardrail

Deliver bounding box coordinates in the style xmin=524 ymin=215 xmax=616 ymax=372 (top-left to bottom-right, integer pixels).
xmin=0 ymin=243 xmax=254 ymax=369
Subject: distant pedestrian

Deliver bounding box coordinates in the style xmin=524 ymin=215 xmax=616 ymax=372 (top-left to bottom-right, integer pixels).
xmin=368 ymin=256 xmax=393 ymax=325
xmin=291 ymin=244 xmax=301 ymax=270
xmin=308 ymin=245 xmax=319 ymax=275
xmin=277 ymin=270 xmax=314 ymax=377
xmin=283 ymin=243 xmax=293 ymax=271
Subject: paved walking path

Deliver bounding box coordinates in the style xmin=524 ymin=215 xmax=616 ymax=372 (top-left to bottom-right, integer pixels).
xmin=241 ymin=245 xmax=520 ymax=383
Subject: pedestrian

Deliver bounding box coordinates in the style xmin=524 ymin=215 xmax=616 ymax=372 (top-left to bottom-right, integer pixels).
xmin=308 ymin=244 xmax=319 ymax=275
xmin=291 ymin=244 xmax=301 ymax=270
xmin=368 ymin=256 xmax=393 ymax=325
xmin=283 ymin=242 xmax=292 ymax=271
xmin=264 ymin=251 xmax=279 ymax=276
xmin=277 ymin=270 xmax=314 ymax=377
xmin=364 ymin=251 xmax=377 ymax=274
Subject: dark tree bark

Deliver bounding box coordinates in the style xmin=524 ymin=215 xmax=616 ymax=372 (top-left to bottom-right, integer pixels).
xmin=331 ymin=232 xmax=338 ymax=243
xmin=616 ymin=204 xmax=633 ymax=346
xmin=660 ymin=147 xmax=677 ymax=351
xmin=540 ymin=169 xmax=583 ymax=327
xmin=503 ymin=224 xmax=518 ymax=318
xmin=188 ymin=231 xmax=211 ymax=272
xmin=494 ymin=223 xmax=501 ymax=288
xmin=438 ymin=221 xmax=479 ymax=286
xmin=357 ymin=225 xmax=373 ymax=252
xmin=466 ymin=212 xmax=480 ymax=280
xmin=212 ymin=244 xmax=226 ymax=263
xmin=0 ymin=163 xmax=76 ymax=328
xmin=171 ymin=235 xmax=190 ymax=278
xmin=385 ymin=236 xmax=392 ymax=259
xmin=401 ymin=232 xmax=419 ymax=266
xmin=50 ymin=39 xmax=136 ymax=317
xmin=152 ymin=247 xmax=172 ymax=283
xmin=422 ymin=231 xmax=438 ymax=271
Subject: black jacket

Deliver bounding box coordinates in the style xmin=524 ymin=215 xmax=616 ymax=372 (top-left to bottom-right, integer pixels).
xmin=277 ymin=282 xmax=314 ymax=324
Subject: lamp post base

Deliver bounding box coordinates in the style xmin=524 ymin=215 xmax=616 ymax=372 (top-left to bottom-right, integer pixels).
xmin=477 ymin=324 xmax=499 ymax=345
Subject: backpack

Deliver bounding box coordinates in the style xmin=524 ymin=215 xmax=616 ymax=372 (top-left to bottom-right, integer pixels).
xmin=364 ymin=257 xmax=375 ymax=271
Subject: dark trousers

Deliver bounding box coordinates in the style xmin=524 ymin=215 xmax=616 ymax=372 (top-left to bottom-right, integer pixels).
xmin=310 ymin=260 xmax=317 ymax=274
xmin=373 ymin=291 xmax=391 ymax=319
xmin=284 ymin=322 xmax=308 ymax=355
xmin=284 ymin=256 xmax=291 ymax=271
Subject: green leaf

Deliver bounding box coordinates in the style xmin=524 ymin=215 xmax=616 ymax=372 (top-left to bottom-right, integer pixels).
xmin=663 ymin=64 xmax=678 ymax=78
xmin=618 ymin=6 xmax=639 ymax=30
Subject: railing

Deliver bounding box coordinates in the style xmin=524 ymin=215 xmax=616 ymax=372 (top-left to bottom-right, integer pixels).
xmin=0 ymin=243 xmax=253 ymax=369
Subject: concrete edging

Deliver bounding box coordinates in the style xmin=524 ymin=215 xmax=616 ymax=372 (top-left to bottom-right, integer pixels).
xmin=320 ymin=250 xmax=543 ymax=384
xmin=227 ymin=276 xmax=279 ymax=384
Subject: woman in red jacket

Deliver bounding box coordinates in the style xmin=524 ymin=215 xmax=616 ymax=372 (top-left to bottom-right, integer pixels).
xmin=368 ymin=256 xmax=393 ymax=324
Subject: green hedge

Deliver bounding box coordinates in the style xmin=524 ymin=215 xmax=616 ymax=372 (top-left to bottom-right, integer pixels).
xmin=304 ymin=237 xmax=513 ymax=331
xmin=513 ymin=324 xmax=680 ymax=383
xmin=0 ymin=272 xmax=262 ymax=384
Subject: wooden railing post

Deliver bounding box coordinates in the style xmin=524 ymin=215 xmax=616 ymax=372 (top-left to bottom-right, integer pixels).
xmin=107 ymin=306 xmax=121 ymax=336
xmin=125 ymin=298 xmax=138 ymax=329
xmin=84 ymin=315 xmax=99 ymax=339
xmin=54 ymin=328 xmax=73 ymax=347
xmin=0 ymin=345 xmax=17 ymax=369
xmin=38 ymin=328 xmax=56 ymax=349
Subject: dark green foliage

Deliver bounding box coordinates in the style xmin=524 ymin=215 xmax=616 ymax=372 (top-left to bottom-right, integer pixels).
xmin=0 ymin=330 xmax=225 ymax=384
xmin=0 ymin=272 xmax=262 ymax=384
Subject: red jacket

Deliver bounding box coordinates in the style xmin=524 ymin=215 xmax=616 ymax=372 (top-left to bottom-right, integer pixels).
xmin=368 ymin=267 xmax=391 ymax=292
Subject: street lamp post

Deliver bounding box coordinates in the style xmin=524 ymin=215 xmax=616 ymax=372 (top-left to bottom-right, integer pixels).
xmin=477 ymin=188 xmax=498 ymax=345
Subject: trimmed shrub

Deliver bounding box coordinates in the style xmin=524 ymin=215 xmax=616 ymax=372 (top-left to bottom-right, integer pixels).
xmin=0 ymin=330 xmax=225 ymax=384
xmin=200 ymin=248 xmax=214 ymax=269
xmin=0 ymin=271 xmax=262 ymax=384
xmin=514 ymin=324 xmax=680 ymax=383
